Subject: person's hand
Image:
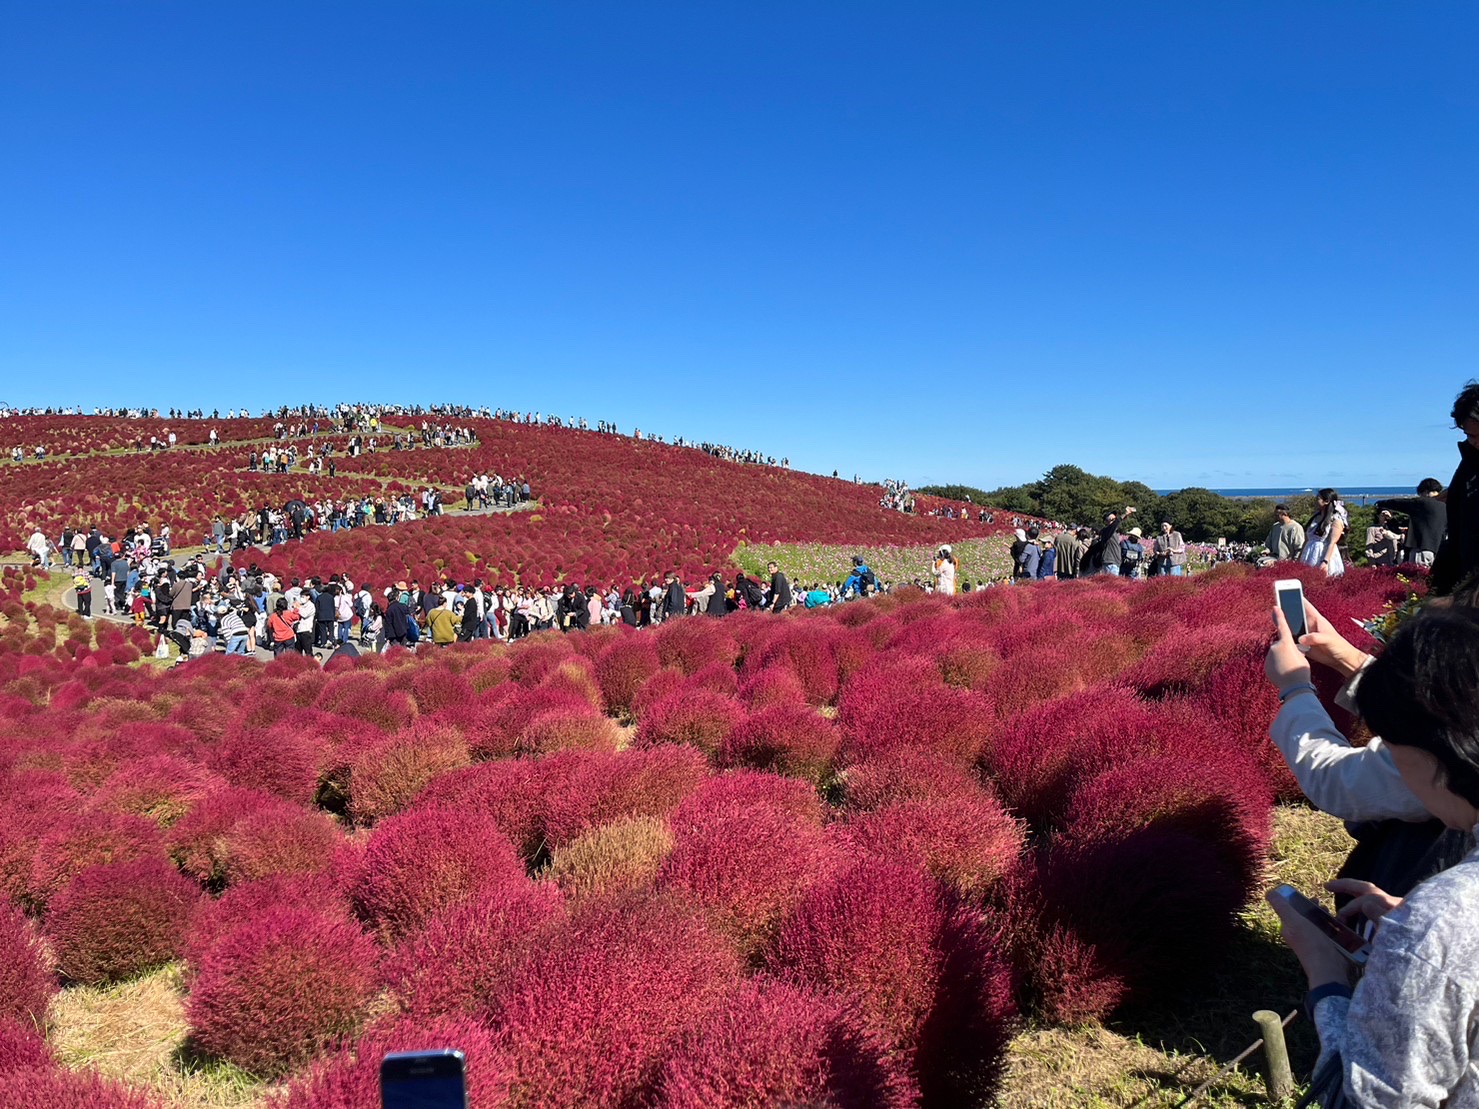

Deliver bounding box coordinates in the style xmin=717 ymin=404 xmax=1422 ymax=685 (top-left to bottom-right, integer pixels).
xmin=1299 ymin=601 xmax=1371 ymax=681
xmin=1266 ymin=889 xmax=1356 ymax=988
xmin=1265 ymin=606 xmax=1313 ymax=692
xmin=1327 ymin=879 xmax=1402 ymax=924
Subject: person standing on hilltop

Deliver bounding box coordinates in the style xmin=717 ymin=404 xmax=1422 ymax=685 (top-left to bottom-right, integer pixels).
xmin=933 ymin=544 xmax=958 ymax=595
xmin=1153 ymin=520 xmax=1188 ymax=576
xmin=1300 ymin=489 xmax=1349 ymax=577
xmin=1377 ymin=478 xmax=1447 ymax=568
xmin=1266 ymin=504 xmax=1307 ymax=562
xmin=1054 ymin=526 xmax=1086 ymax=580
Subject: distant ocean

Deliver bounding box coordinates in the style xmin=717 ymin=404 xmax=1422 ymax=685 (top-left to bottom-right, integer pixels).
xmin=1153 ymin=487 xmax=1412 ymax=503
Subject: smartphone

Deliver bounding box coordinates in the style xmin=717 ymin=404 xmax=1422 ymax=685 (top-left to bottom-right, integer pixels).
xmin=1269 ymin=884 xmax=1370 ymax=966
xmin=1274 ymin=578 xmax=1309 ymax=648
xmin=380 ymin=1050 xmax=468 ymax=1109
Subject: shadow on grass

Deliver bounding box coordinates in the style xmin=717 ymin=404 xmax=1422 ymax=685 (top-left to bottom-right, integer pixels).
xmin=1108 ymin=919 xmax=1315 ymax=1100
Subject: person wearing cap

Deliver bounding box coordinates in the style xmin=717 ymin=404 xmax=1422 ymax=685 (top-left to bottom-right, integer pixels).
xmin=933 ymin=545 xmax=958 ymax=595
xmin=1015 ymin=527 xmax=1041 ymax=582
xmin=1119 ymin=526 xmax=1147 ymax=580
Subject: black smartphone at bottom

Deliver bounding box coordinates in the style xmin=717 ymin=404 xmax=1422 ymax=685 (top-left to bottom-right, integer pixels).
xmin=380 ymin=1049 xmax=468 ymax=1109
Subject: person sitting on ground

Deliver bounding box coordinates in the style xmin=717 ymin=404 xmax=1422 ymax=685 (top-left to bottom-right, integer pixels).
xmin=1363 ymin=510 xmax=1403 ymax=568
xmin=1267 ymin=605 xmax=1479 ymax=1106
xmin=1265 ymin=589 xmax=1477 ymax=900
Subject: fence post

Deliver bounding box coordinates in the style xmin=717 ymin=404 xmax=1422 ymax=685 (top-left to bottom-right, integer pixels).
xmin=1254 ymin=1009 xmax=1294 ymax=1101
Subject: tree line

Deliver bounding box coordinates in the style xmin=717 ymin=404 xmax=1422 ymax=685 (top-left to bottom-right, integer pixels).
xmin=921 ymin=464 xmax=1381 ymax=545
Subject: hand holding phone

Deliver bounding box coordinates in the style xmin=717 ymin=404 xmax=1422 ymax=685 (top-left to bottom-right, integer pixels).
xmin=1274 ymin=579 xmax=1310 ymax=650
xmin=1268 ymin=884 xmax=1371 ymax=966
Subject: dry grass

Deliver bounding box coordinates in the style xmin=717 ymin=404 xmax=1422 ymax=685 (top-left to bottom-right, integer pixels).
xmin=999 ymin=804 xmax=1354 ymax=1108
xmin=49 ymin=963 xmax=264 ymax=1107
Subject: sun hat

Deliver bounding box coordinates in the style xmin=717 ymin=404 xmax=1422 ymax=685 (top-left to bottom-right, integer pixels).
xmin=1129 ymin=527 xmax=1142 ymax=538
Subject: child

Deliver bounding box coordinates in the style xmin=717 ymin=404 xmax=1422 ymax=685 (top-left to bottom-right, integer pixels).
xmin=73 ymin=573 xmax=91 ymax=618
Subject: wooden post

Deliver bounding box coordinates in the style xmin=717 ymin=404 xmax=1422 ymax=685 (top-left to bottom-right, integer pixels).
xmin=1254 ymin=1009 xmax=1294 ymax=1101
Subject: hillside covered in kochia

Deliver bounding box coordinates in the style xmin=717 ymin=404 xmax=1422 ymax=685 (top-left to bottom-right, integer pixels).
xmin=2 ymin=414 xmax=1027 ymax=584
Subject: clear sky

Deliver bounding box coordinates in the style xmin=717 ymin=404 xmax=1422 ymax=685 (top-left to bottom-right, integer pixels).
xmin=2 ymin=3 xmax=1475 ymax=491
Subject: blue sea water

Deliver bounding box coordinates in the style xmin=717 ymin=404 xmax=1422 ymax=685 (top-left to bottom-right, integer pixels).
xmin=1153 ymin=487 xmax=1413 ymax=502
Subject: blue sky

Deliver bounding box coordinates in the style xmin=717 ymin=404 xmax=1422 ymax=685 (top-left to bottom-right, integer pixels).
xmin=2 ymin=3 xmax=1475 ymax=491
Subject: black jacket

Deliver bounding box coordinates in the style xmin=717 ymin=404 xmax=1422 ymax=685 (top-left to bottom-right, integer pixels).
xmin=663 ymin=580 xmax=685 ymax=616
xmin=706 ymin=577 xmax=728 ymax=618
xmin=769 ymin=571 xmax=792 ymax=611
xmin=1432 ymin=440 xmax=1479 ymax=595
xmin=1375 ymin=495 xmax=1447 ymax=558
xmin=384 ymin=600 xmax=411 ymax=641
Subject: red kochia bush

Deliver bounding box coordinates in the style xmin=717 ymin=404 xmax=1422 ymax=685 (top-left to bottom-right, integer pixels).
xmin=209 ymin=715 xmax=342 ymax=805
xmin=490 ymin=895 xmax=741 ymax=1108
xmin=655 ymin=978 xmax=917 ymax=1108
xmin=169 ymin=787 xmax=340 ymax=886
xmin=281 ymin=1014 xmax=509 ymax=1109
xmin=842 ymin=748 xmax=981 ymax=811
xmin=46 ymin=858 xmax=199 ymax=985
xmin=0 ymin=1016 xmax=53 ymax=1072
xmin=346 ymin=720 xmax=470 ymax=825
xmin=841 ymin=790 xmax=1025 ymax=897
xmin=635 ymin=688 xmax=745 ymax=757
xmin=183 ymin=875 xmax=338 ymax=975
xmin=352 ymin=805 xmax=526 ymax=940
xmin=88 ymin=755 xmax=218 ymax=827
xmin=0 ymin=1066 xmax=164 ymax=1107
xmin=670 ymin=768 xmax=826 ymax=830
xmin=773 ymin=858 xmax=1017 ymax=1102
xmin=28 ymin=811 xmax=165 ymax=911
xmin=540 ymin=746 xmax=709 ymax=849
xmin=186 ymin=906 xmax=380 ymax=1077
xmin=658 ymin=805 xmax=843 ymax=959
xmin=385 ymin=876 xmax=564 ymax=1019
xmin=746 ymin=622 xmax=842 ymax=705
xmin=0 ymin=904 xmax=54 ymax=1027
xmin=838 ymin=669 xmax=997 ymax=769
xmin=595 ymin=635 xmax=661 ymax=715
xmin=719 ymin=703 xmax=841 ymax=784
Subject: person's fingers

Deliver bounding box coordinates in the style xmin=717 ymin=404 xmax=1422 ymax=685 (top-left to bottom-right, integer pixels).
xmin=1326 ymin=878 xmax=1379 ymax=897
xmin=1271 ymin=605 xmax=1295 ymax=645
xmin=1304 ymin=600 xmax=1326 ymax=630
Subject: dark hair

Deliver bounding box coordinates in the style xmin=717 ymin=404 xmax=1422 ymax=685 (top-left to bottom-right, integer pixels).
xmin=1418 ymin=477 xmax=1444 ymax=496
xmin=1317 ymin=488 xmax=1340 ymax=504
xmin=1451 ymin=380 xmax=1479 ymax=428
xmin=1274 ymin=503 xmax=1289 ymax=515
xmin=1026 ymin=526 xmax=1040 ymax=540
xmin=1356 ymin=607 xmax=1479 ymax=809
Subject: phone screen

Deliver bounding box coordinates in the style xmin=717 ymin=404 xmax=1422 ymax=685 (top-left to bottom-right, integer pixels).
xmin=1273 ymin=886 xmax=1367 ymax=956
xmin=381 ymin=1051 xmax=467 ymax=1109
xmin=381 ymin=1077 xmax=467 ymax=1109
xmin=1276 ymin=583 xmax=1308 ymax=640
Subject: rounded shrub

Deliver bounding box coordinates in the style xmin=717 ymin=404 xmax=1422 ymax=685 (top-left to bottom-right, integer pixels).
xmin=352 ymin=805 xmax=526 ymax=940
xmin=549 ymin=815 xmax=676 ymax=902
xmin=655 ymin=978 xmax=917 ymax=1108
xmin=0 ymin=1066 xmax=164 ymax=1107
xmin=281 ymin=1014 xmax=509 ymax=1109
xmin=88 ymin=755 xmax=218 ymax=827
xmin=0 ymin=904 xmax=54 ymax=1027
xmin=658 ymin=805 xmax=842 ymax=960
xmin=183 ymin=874 xmax=335 ymax=975
xmin=594 ymin=635 xmax=660 ymax=716
xmin=186 ymin=906 xmax=380 ymax=1077
xmin=718 ymin=703 xmax=840 ymax=784
xmin=671 ymin=769 xmax=825 ymax=831
xmin=842 ymin=748 xmax=980 ymax=811
xmin=46 ymin=858 xmax=199 ymax=985
xmin=28 ymin=811 xmax=165 ymax=912
xmin=385 ymin=877 xmax=564 ymax=1019
xmin=541 ymin=746 xmax=709 ymax=849
xmin=635 ymin=689 xmax=745 ymax=757
xmin=0 ymin=1016 xmax=53 ymax=1072
xmin=841 ymin=791 xmax=1024 ymax=897
xmin=490 ymin=894 xmax=741 ymax=1107
xmin=346 ymin=720 xmax=470 ymax=825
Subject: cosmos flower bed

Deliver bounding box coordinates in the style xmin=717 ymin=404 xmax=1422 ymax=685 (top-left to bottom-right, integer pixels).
xmin=0 ymin=560 xmax=1414 ymax=1106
